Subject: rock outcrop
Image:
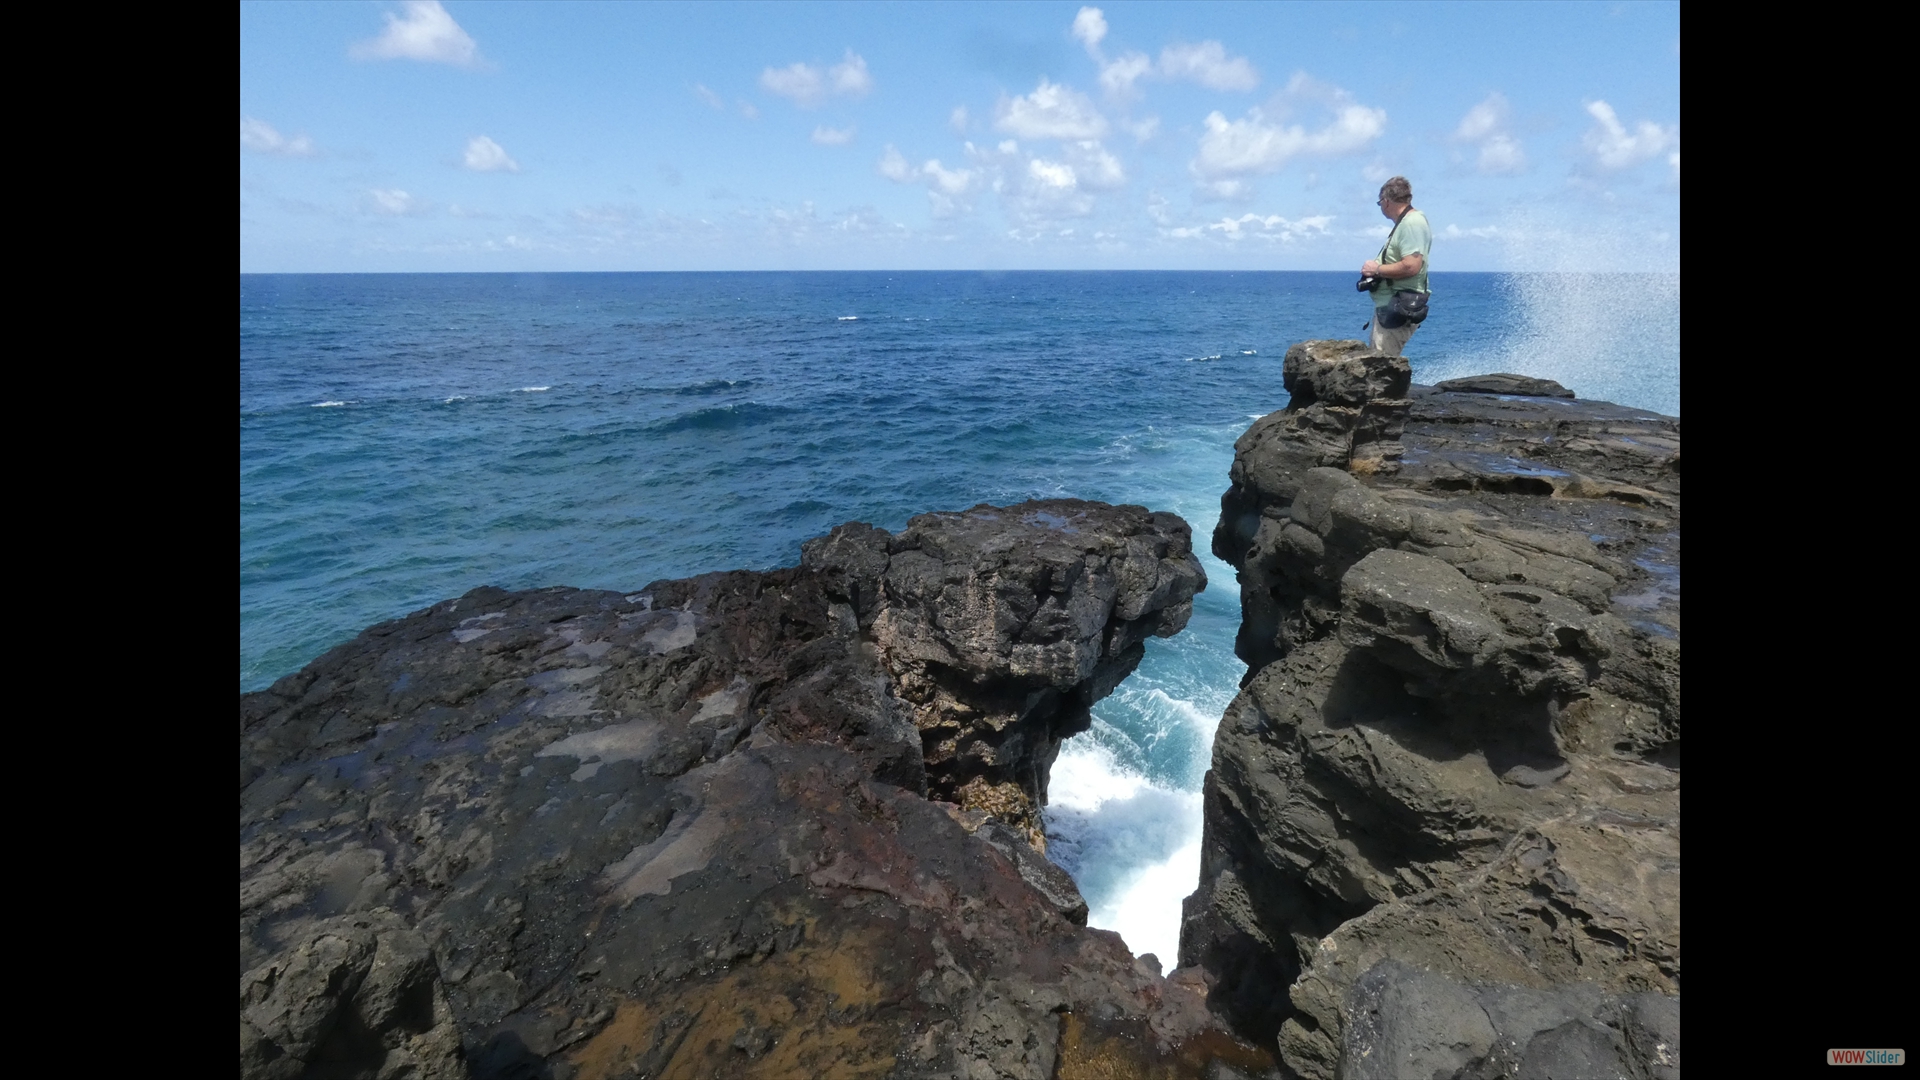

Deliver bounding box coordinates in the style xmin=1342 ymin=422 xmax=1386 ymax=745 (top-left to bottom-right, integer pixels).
xmin=1184 ymin=340 xmax=1679 ymax=1079
xmin=241 ymin=500 xmax=1271 ymax=1079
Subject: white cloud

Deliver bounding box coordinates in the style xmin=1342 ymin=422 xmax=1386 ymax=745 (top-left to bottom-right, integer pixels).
xmin=1071 ymin=7 xmax=1254 ymax=100
xmin=762 ymin=50 xmax=872 ymax=107
xmin=884 ymin=133 xmax=1119 ymax=222
xmin=1477 ymin=135 xmax=1525 ymax=175
xmin=995 ymin=79 xmax=1108 ymax=140
xmin=463 ymin=135 xmax=519 ymax=172
xmin=1190 ymin=75 xmax=1384 ymax=188
xmin=878 ymin=145 xmax=916 ymax=182
xmin=812 ymin=125 xmax=856 ymax=146
xmin=969 ymin=140 xmax=1095 ymax=222
xmin=349 ymin=0 xmax=482 ymax=68
xmin=1160 ymin=212 xmax=1333 ymax=243
xmin=1442 ymin=223 xmax=1503 ymax=240
xmin=1158 ymin=41 xmax=1259 ymax=92
xmin=1063 ymin=140 xmax=1125 ymax=189
xmin=829 ymin=50 xmax=873 ymax=97
xmin=240 ymin=117 xmax=315 ymax=157
xmin=1195 ymin=178 xmax=1253 ymax=202
xmin=878 ymin=146 xmax=981 ymax=217
xmin=366 ymin=188 xmax=425 ymax=215
xmin=924 ymin=159 xmax=981 ymax=218
xmin=1073 ymin=7 xmax=1109 ymax=56
xmin=1193 ymin=103 xmax=1384 ymax=182
xmin=1582 ymin=100 xmax=1677 ymax=171
xmin=923 ymin=160 xmax=977 ymax=196
xmin=738 ymin=100 xmax=760 ymax=120
xmin=694 ymin=83 xmax=725 ymax=110
xmin=1207 ymin=213 xmax=1334 ymax=242
xmin=761 ymin=62 xmax=825 ymax=106
xmin=950 ymin=106 xmax=970 ymax=133
xmin=1451 ymin=93 xmax=1526 ymax=175
xmin=1029 ymin=158 xmax=1078 ymax=190
xmin=1098 ymin=52 xmax=1154 ymax=101
xmin=1454 ymin=94 xmax=1507 ymax=142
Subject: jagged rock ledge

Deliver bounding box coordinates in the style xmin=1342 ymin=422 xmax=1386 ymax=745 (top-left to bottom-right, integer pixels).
xmin=1182 ymin=340 xmax=1680 ymax=1080
xmin=240 ymin=500 xmax=1276 ymax=1079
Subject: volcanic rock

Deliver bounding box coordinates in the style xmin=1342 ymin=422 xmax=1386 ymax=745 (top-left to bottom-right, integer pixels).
xmin=1431 ymin=373 xmax=1576 ymax=399
xmin=241 ymin=499 xmax=1273 ymax=1079
xmin=1186 ymin=347 xmax=1679 ymax=1080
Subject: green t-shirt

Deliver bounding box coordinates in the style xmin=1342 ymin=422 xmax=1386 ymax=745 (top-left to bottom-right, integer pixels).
xmin=1372 ymin=208 xmax=1432 ymax=308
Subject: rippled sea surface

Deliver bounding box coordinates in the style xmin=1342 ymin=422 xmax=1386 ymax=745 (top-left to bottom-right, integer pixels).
xmin=240 ymin=270 xmax=1678 ymax=961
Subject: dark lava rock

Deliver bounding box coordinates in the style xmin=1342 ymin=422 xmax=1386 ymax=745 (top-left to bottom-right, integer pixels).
xmin=1338 ymin=961 xmax=1678 ymax=1080
xmin=1235 ymin=341 xmax=1417 ymax=494
xmin=1433 ymin=373 xmax=1576 ymax=399
xmin=241 ymin=499 xmax=1273 ymax=1080
xmin=1187 ymin=353 xmax=1678 ymax=1080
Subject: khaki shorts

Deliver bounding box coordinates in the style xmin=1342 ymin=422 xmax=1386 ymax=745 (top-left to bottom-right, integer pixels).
xmin=1369 ymin=313 xmax=1419 ymax=356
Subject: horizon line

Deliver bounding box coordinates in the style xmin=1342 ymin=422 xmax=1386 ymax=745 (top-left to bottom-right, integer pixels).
xmin=239 ymin=268 xmax=1679 ymax=276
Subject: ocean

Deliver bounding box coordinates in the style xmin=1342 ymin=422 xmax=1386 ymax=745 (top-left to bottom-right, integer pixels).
xmin=239 ymin=270 xmax=1679 ymax=964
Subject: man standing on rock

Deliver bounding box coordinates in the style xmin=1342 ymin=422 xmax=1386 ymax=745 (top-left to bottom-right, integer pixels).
xmin=1360 ymin=176 xmax=1432 ymax=356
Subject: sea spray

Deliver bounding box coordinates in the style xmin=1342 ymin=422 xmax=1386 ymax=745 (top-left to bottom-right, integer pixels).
xmin=1493 ymin=272 xmax=1679 ymax=416
xmin=1419 ymin=213 xmax=1680 ymax=416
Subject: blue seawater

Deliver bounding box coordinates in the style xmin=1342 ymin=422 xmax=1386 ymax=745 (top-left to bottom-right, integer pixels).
xmin=240 ymin=271 xmax=1679 ymax=963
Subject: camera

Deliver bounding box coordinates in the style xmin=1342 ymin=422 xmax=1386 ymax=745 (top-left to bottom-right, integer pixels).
xmin=1356 ymin=275 xmax=1383 ymax=293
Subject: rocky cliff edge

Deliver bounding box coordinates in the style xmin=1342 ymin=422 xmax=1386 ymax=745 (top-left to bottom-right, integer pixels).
xmin=240 ymin=500 xmax=1280 ymax=1080
xmin=1183 ymin=341 xmax=1680 ymax=1080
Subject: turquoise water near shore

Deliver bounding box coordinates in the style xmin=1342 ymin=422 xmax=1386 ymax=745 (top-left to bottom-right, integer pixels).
xmin=240 ymin=270 xmax=1678 ymax=962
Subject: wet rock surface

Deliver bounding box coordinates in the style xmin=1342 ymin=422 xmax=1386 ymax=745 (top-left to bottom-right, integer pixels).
xmin=241 ymin=499 xmax=1275 ymax=1079
xmin=1188 ymin=343 xmax=1679 ymax=1079
xmin=1430 ymin=373 xmax=1576 ymax=399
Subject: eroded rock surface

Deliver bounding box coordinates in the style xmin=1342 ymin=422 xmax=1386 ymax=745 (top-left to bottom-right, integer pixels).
xmin=241 ymin=499 xmax=1270 ymax=1079
xmin=1185 ymin=343 xmax=1679 ymax=1079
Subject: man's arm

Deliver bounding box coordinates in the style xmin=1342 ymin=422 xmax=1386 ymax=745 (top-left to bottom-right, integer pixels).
xmin=1361 ymin=252 xmax=1424 ymax=279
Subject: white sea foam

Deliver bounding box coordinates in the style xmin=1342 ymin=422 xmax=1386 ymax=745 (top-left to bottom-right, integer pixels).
xmin=838 ymin=316 xmax=859 ymax=321
xmin=1099 ymin=835 xmax=1201 ymax=967
xmin=1186 ymin=354 xmax=1223 ymax=363
xmin=444 ymin=395 xmax=468 ymax=403
xmin=311 ymin=401 xmax=349 ymax=408
xmin=515 ymin=386 xmax=551 ymax=393
xmin=1049 ymin=738 xmax=1154 ymax=813
xmin=1046 ymin=738 xmax=1204 ymax=966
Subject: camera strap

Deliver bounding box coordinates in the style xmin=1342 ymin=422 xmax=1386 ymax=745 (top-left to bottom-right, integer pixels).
xmin=1377 ymin=212 xmax=1403 ymax=265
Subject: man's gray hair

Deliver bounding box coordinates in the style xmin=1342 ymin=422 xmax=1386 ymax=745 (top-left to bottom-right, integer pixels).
xmin=1378 ymin=176 xmax=1413 ymax=204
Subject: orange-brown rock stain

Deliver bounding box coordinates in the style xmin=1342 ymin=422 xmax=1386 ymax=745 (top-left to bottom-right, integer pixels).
xmin=1051 ymin=1012 xmax=1276 ymax=1080
xmin=566 ymin=917 xmax=903 ymax=1080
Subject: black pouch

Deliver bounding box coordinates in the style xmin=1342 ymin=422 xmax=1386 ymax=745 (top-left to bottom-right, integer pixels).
xmin=1389 ymin=289 xmax=1429 ymax=325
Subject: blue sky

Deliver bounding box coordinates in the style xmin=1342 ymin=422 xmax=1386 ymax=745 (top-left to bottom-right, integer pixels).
xmin=239 ymin=1 xmax=1679 ymax=272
